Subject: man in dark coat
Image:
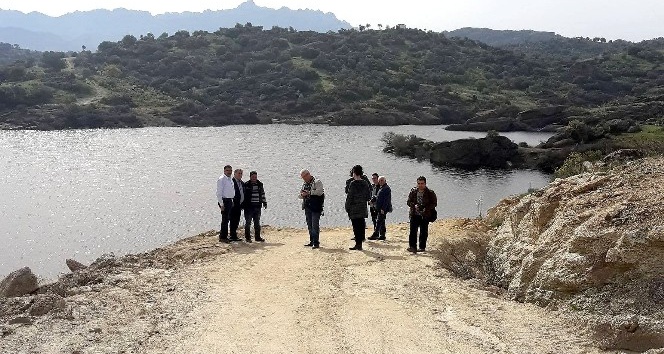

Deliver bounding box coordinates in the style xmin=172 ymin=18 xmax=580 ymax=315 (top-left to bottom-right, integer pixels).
xmin=229 ymin=169 xmax=245 ymax=241
xmin=346 ymin=165 xmax=371 ymax=250
xmin=369 ymin=176 xmax=392 ymax=241
xmin=406 ymin=176 xmax=437 ymax=252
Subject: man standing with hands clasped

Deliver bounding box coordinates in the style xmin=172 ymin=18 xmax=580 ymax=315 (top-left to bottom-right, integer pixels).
xmin=216 ymin=165 xmax=235 ymax=243
xmin=229 ymin=169 xmax=245 ymax=242
xmin=406 ymin=176 xmax=437 ymax=253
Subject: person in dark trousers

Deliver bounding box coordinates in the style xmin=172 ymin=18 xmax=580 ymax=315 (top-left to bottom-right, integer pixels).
xmin=299 ymin=169 xmax=325 ymax=249
xmin=369 ymin=176 xmax=392 ymax=241
xmin=345 ymin=168 xmax=372 ymax=241
xmin=216 ymin=165 xmax=235 ymax=243
xmin=346 ymin=165 xmax=371 ymax=251
xmin=243 ymin=171 xmax=267 ymax=242
xmin=368 ymin=173 xmax=380 ymax=238
xmin=406 ymin=176 xmax=437 ymax=253
xmin=229 ymin=169 xmax=245 ymax=241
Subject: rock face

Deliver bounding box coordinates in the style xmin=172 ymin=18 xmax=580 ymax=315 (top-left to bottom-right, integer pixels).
xmin=0 ymin=267 xmax=39 ymax=298
xmin=486 ymin=157 xmax=664 ymax=351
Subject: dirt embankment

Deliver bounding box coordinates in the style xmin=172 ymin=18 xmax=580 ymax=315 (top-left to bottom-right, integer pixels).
xmin=439 ymin=156 xmax=664 ymax=352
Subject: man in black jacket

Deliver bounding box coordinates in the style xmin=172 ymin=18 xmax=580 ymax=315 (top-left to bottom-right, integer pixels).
xmin=230 ymin=169 xmax=245 ymax=241
xmin=243 ymin=171 xmax=267 ymax=242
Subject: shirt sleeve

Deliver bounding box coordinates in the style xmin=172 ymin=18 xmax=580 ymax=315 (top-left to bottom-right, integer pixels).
xmin=216 ymin=177 xmax=224 ymax=204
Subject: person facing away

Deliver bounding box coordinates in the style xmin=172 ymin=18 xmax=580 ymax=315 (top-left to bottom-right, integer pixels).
xmin=369 ymin=172 xmax=380 ymax=238
xmin=216 ymin=165 xmax=235 ymax=243
xmin=243 ymin=171 xmax=267 ymax=243
xmin=299 ymin=169 xmax=325 ymax=249
xmin=369 ymin=176 xmax=392 ymax=241
xmin=406 ymin=176 xmax=437 ymax=253
xmin=345 ymin=165 xmax=371 ymax=251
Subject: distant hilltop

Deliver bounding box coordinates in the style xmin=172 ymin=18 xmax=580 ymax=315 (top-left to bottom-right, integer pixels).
xmin=0 ymin=0 xmax=353 ymax=51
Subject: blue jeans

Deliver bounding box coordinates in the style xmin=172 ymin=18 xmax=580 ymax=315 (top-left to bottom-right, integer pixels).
xmin=244 ymin=205 xmax=262 ymax=240
xmin=304 ymin=208 xmax=321 ymax=246
xmin=376 ymin=212 xmax=387 ymax=238
xmin=219 ymin=198 xmax=233 ymax=239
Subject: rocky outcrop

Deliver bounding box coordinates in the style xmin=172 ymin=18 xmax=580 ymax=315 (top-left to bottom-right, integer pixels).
xmin=0 ymin=268 xmax=38 ymax=298
xmin=430 ymin=134 xmax=522 ymax=169
xmin=485 ymin=157 xmax=664 ymax=351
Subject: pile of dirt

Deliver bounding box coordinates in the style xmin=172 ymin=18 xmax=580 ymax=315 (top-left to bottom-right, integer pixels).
xmin=474 ymin=156 xmax=664 ymax=351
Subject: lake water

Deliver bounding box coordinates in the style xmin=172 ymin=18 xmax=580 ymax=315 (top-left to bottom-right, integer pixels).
xmin=0 ymin=125 xmax=553 ymax=278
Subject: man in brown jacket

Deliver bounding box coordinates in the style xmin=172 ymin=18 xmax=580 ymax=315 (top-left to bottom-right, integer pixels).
xmin=406 ymin=176 xmax=437 ymax=253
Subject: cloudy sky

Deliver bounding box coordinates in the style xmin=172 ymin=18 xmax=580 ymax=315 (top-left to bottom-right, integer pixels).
xmin=0 ymin=0 xmax=662 ymax=41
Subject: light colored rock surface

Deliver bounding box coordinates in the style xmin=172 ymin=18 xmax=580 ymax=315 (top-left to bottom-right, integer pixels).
xmin=0 ymin=267 xmax=39 ymax=298
xmin=486 ymin=156 xmax=664 ymax=351
xmin=0 ymin=225 xmax=604 ymax=354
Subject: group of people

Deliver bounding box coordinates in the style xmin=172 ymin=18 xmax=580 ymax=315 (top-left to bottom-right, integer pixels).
xmin=216 ymin=165 xmax=268 ymax=243
xmin=216 ymin=164 xmax=438 ymax=253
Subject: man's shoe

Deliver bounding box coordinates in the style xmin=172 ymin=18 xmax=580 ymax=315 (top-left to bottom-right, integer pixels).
xmin=312 ymin=244 xmax=320 ymax=249
xmin=367 ymin=235 xmax=379 ymax=240
xmin=418 ymin=248 xmax=426 ymax=252
xmin=377 ymin=236 xmax=386 ymax=241
xmin=229 ymin=237 xmax=240 ymax=242
xmin=256 ymin=237 xmax=266 ymax=242
xmin=407 ymin=247 xmax=417 ymax=253
xmin=220 ymin=238 xmax=230 ymax=243
xmin=349 ymin=245 xmax=363 ymax=251
xmin=304 ymin=243 xmax=314 ymax=247
xmin=245 ymin=238 xmax=253 ymax=243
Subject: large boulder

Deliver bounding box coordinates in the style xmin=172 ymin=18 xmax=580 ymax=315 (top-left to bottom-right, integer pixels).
xmin=430 ymin=135 xmax=521 ymax=169
xmin=0 ymin=267 xmax=39 ymax=298
xmin=66 ymin=259 xmax=88 ymax=272
xmin=28 ymin=294 xmax=66 ymax=316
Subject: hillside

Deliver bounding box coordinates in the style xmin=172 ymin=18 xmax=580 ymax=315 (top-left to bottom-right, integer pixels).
xmin=1 ymin=25 xmax=663 ymax=134
xmin=0 ymin=1 xmax=352 ymax=51
xmin=0 ymin=42 xmax=39 ymax=65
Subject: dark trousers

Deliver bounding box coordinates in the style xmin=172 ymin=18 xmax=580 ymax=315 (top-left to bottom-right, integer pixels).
xmin=409 ymin=214 xmax=429 ymax=249
xmin=219 ymin=198 xmax=233 ymax=240
xmin=376 ymin=212 xmax=387 ymax=238
xmin=305 ymin=208 xmax=321 ymax=246
xmin=229 ymin=202 xmax=243 ymax=238
xmin=244 ymin=205 xmax=262 ymax=240
xmin=370 ymin=207 xmax=378 ymax=236
xmin=351 ymin=218 xmax=366 ymax=245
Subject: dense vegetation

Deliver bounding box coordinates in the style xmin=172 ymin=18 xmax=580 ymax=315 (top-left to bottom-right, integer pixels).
xmin=0 ymin=24 xmax=662 ymax=137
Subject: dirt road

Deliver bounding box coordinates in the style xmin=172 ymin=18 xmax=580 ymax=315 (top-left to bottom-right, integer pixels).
xmin=147 ymin=221 xmax=603 ymax=354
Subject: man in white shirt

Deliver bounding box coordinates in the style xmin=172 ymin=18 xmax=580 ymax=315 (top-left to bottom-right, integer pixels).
xmin=216 ymin=165 xmax=235 ymax=243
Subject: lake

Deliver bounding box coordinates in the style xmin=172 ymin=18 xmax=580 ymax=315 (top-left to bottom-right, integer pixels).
xmin=0 ymin=125 xmax=553 ymax=278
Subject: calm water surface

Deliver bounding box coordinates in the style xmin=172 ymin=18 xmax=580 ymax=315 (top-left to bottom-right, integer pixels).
xmin=0 ymin=125 xmax=553 ymax=278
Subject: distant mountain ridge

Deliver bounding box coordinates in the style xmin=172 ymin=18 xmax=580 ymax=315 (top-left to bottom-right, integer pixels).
xmin=0 ymin=0 xmax=352 ymax=51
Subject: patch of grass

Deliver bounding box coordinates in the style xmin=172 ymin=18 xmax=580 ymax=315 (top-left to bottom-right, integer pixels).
xmin=615 ymin=125 xmax=664 ymax=153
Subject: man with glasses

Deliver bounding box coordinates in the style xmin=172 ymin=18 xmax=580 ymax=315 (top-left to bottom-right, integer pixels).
xmin=216 ymin=165 xmax=235 ymax=243
xmin=230 ymin=169 xmax=245 ymax=242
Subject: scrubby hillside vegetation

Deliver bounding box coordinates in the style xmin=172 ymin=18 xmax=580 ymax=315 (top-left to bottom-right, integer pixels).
xmin=0 ymin=24 xmax=662 ymax=134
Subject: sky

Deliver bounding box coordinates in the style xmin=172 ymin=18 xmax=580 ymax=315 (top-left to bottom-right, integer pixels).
xmin=0 ymin=0 xmax=662 ymax=41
